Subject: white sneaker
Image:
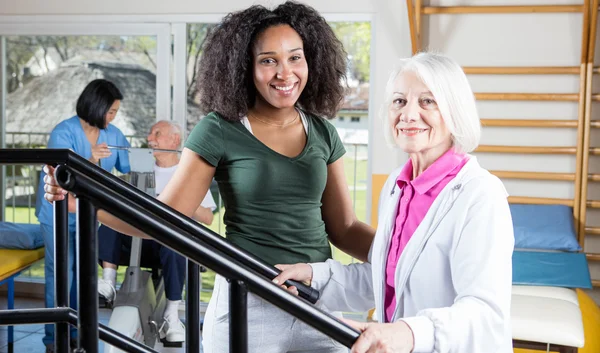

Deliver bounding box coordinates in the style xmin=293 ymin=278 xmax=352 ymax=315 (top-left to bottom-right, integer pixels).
xmin=98 ymin=279 xmax=116 ymax=304
xmin=159 ymin=316 xmax=185 ymax=346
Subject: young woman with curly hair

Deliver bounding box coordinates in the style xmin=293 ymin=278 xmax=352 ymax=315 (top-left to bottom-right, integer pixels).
xmin=43 ymin=2 xmax=375 ymax=352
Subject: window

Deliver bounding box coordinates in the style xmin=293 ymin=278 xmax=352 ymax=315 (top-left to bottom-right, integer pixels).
xmin=351 ymin=116 xmax=361 ymax=122
xmin=184 ymin=23 xmax=217 ymax=136
xmin=4 ymin=34 xmax=160 ymax=280
xmin=1 ymin=23 xmax=170 ymax=283
xmin=328 ymin=21 xmax=371 ymax=265
xmin=5 ymin=35 xmax=157 ymax=147
xmin=182 ymin=20 xmax=371 ymax=273
xmin=1 ymin=18 xmax=372 ymax=298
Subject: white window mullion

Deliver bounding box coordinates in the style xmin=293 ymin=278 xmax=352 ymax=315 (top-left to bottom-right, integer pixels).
xmin=156 ymin=25 xmax=171 ymax=122
xmin=0 ymin=36 xmax=6 ymax=221
xmin=366 ymin=17 xmax=376 ymax=225
xmin=172 ymin=23 xmax=187 ymax=135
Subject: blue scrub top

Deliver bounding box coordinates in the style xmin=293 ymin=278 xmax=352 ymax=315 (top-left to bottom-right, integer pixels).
xmin=35 ymin=116 xmax=131 ymax=226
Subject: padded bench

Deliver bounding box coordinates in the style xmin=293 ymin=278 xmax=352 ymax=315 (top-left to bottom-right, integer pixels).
xmin=512 ymin=285 xmax=584 ymax=353
xmin=0 ymin=248 xmax=45 ymax=347
xmin=509 ymin=204 xmax=591 ymax=352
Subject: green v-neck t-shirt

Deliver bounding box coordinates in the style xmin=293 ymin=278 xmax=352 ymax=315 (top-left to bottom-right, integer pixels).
xmin=184 ymin=111 xmax=346 ymax=266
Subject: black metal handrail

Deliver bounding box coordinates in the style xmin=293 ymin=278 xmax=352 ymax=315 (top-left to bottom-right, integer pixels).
xmin=0 ymin=149 xmax=361 ymax=353
xmin=55 ymin=163 xmax=360 ymax=346
xmin=2 ymin=148 xmax=320 ymax=304
xmin=1 ymin=308 xmax=160 ymax=353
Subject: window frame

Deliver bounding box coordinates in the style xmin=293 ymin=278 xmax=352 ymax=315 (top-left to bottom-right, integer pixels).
xmin=0 ymin=14 xmax=375 ymax=295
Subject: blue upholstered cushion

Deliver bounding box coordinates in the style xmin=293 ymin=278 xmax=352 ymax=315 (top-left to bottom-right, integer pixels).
xmin=509 ymin=204 xmax=581 ymax=251
xmin=0 ymin=222 xmax=43 ymax=250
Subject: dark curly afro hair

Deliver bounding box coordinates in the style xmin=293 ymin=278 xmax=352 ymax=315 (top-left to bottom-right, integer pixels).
xmin=196 ymin=1 xmax=348 ymax=121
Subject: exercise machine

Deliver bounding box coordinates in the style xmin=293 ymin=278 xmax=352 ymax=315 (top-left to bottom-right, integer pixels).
xmin=102 ymin=147 xmax=182 ymax=352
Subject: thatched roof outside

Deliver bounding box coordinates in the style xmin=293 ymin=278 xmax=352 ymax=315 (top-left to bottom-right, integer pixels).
xmin=7 ymin=57 xmax=367 ymax=146
xmin=24 ymin=47 xmax=157 ymax=77
xmin=341 ymin=82 xmax=369 ymax=111
xmin=7 ymin=61 xmax=204 ymax=145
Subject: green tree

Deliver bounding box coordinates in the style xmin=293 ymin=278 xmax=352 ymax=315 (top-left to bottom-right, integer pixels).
xmin=330 ymin=22 xmax=371 ymax=83
xmin=5 ymin=37 xmax=39 ymax=93
xmin=126 ymin=36 xmax=158 ymax=69
xmin=5 ymin=35 xmax=106 ymax=93
xmin=186 ymin=24 xmax=215 ymax=100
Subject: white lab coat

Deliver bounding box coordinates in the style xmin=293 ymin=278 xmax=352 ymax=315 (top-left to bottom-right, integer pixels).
xmin=311 ymin=156 xmax=514 ymax=353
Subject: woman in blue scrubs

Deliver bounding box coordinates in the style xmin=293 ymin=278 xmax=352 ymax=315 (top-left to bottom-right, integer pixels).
xmin=34 ymin=79 xmax=130 ymax=353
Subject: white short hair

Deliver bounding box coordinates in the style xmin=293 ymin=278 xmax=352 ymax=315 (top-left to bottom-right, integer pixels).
xmin=154 ymin=120 xmax=183 ymax=147
xmin=381 ymin=52 xmax=481 ymax=153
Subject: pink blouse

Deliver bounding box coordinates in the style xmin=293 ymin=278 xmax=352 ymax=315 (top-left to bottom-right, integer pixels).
xmin=384 ymin=149 xmax=469 ymax=322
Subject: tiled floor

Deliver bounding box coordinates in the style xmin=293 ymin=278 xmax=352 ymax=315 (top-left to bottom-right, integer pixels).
xmin=1 ymin=294 xmax=364 ymax=353
xmin=0 ymin=296 xmax=195 ymax=353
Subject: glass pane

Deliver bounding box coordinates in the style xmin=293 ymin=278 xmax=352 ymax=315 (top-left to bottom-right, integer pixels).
xmin=185 ymin=24 xmax=217 ymax=135
xmin=184 ymin=23 xmax=220 ymax=301
xmin=5 ymin=35 xmax=158 ymax=280
xmin=6 ymin=35 xmax=156 ymax=145
xmin=183 ymin=21 xmax=372 ymax=296
xmin=330 ymin=21 xmax=371 ymax=265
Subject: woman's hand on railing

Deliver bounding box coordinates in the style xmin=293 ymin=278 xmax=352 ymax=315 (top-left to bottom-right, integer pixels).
xmin=43 ymin=165 xmax=76 ymax=212
xmin=273 ymin=263 xmax=313 ymax=296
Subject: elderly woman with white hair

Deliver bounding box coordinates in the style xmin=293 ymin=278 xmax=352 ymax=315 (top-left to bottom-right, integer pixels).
xmin=275 ymin=52 xmax=515 ymax=353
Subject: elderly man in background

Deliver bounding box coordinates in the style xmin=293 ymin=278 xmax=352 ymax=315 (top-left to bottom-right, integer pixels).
xmin=97 ymin=120 xmax=216 ymax=345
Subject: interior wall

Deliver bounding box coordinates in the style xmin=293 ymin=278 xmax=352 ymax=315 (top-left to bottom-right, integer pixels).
xmin=0 ymin=0 xmax=373 ymax=15
xmin=368 ymin=0 xmax=600 ymax=304
xmin=1 ymin=0 xmax=597 ymax=302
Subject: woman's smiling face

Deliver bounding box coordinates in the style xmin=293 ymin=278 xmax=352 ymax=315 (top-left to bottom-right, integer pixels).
xmin=252 ymin=24 xmax=308 ymax=110
xmin=388 ymin=71 xmax=452 ymax=154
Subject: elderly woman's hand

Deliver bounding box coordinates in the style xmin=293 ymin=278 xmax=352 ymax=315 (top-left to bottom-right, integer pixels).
xmin=344 ymin=319 xmax=414 ymax=353
xmin=272 ymin=263 xmax=313 ymax=296
xmin=43 ymin=165 xmax=76 ymax=212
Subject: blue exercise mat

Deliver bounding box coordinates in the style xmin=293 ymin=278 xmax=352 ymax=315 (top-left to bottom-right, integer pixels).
xmin=513 ymin=250 xmax=592 ymax=289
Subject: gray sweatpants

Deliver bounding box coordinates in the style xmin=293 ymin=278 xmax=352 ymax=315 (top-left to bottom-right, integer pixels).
xmin=202 ymin=275 xmax=348 ymax=353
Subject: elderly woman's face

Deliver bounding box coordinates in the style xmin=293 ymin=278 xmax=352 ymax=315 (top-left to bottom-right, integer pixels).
xmin=388 ymin=72 xmax=451 ymax=154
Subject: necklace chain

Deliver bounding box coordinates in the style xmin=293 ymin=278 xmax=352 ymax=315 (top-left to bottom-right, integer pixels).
xmin=248 ymin=110 xmax=300 ymax=127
